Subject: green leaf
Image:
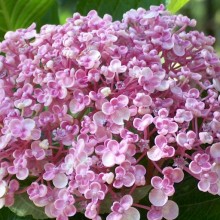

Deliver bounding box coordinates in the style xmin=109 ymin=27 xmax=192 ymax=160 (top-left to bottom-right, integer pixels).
xmin=0 ymin=207 xmax=34 ymax=220
xmin=76 ymin=0 xmax=166 ymax=21
xmin=38 ymin=0 xmax=60 ymax=27
xmin=166 ymin=0 xmax=189 ymax=13
xmin=9 ymin=193 xmax=48 ymax=219
xmin=58 ymin=0 xmax=80 ymax=24
xmin=0 ymin=0 xmax=58 ymax=40
xmin=173 ymin=176 xmax=220 ymax=219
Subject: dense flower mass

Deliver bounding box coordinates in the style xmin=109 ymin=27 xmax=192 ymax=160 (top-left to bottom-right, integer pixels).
xmin=0 ymin=4 xmax=220 ymax=220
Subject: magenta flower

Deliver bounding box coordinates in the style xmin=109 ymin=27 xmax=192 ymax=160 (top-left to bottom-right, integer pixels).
xmin=48 ymin=80 xmax=67 ymax=99
xmin=133 ymin=93 xmax=152 ymax=107
xmin=76 ymin=50 xmax=101 ymax=69
xmin=149 ymin=176 xmax=175 ymax=206
xmin=75 ymin=164 xmax=95 ymax=188
xmin=7 ymin=157 xmax=29 ymax=180
xmin=61 ymin=154 xmax=75 ymax=175
xmin=154 ymin=118 xmax=178 ymax=135
xmin=93 ymin=111 xmax=123 ymax=140
xmin=199 ymin=132 xmax=213 ymax=144
xmin=25 ymin=141 xmax=46 ymax=160
xmin=185 ymin=98 xmax=205 ymax=116
xmin=84 ymin=182 xmax=105 ymax=203
xmin=55 ymin=68 xmax=75 ymax=88
xmin=134 ymin=165 xmax=146 ymax=186
xmin=102 ymin=140 xmax=127 ymax=167
xmin=174 ymin=109 xmax=193 ymax=123
xmin=176 ymin=130 xmax=196 ymax=149
xmin=189 ymin=153 xmax=212 ymax=174
xmin=108 ymin=59 xmax=127 ymax=75
xmin=107 ymin=195 xmax=140 ymax=220
xmin=102 ymin=95 xmax=130 ymax=125
xmin=27 ymin=182 xmax=47 ymax=200
xmin=3 ymin=179 xmax=19 ymax=207
xmin=198 ymin=171 xmax=218 ymax=192
xmin=147 ymin=200 xmax=179 ymax=220
xmin=69 ymin=90 xmax=90 ymax=114
xmin=34 ymin=88 xmax=53 ymax=106
xmin=133 ymin=114 xmax=153 ymax=131
xmin=113 ymin=165 xmax=135 ymax=188
xmin=49 ymin=189 xmax=76 ymax=219
xmin=138 ymin=67 xmax=163 ymax=93
xmin=162 ymin=167 xmax=184 ymax=184
xmin=9 ymin=118 xmax=37 ymax=140
xmin=147 ymin=135 xmax=175 ymax=161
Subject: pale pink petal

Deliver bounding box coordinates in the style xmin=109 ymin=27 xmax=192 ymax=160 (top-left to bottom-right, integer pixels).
xmin=102 ymin=151 xmax=115 ymax=167
xmin=155 ymin=135 xmax=167 ymax=148
xmin=109 ymin=59 xmax=126 ymax=73
xmin=111 ymin=108 xmax=130 ymax=125
xmin=106 ymin=212 xmax=122 ymax=220
xmin=115 ymin=154 xmax=126 ymax=165
xmin=198 ymin=180 xmax=210 ymax=192
xmin=162 ymin=200 xmax=179 ymax=220
xmin=53 ymin=173 xmax=68 ymax=188
xmin=189 ymin=161 xmax=202 ymax=174
xmin=151 ymin=176 xmax=163 ymax=188
xmin=23 ymin=119 xmax=35 ymax=130
xmin=93 ymin=111 xmax=106 ymax=126
xmin=0 ymin=134 xmax=11 ymax=150
xmin=120 ymin=195 xmax=133 ymax=210
xmin=54 ymin=199 xmax=66 ymax=210
xmin=102 ymin=102 xmax=114 ymax=115
xmin=31 ymin=129 xmax=41 ymax=140
xmin=64 ymin=205 xmax=76 ymax=216
xmin=147 ymin=146 xmax=163 ymax=161
xmin=168 ymin=122 xmax=178 ymax=133
xmin=142 ymin=114 xmax=153 ymax=127
xmin=69 ymin=99 xmax=81 ymax=114
xmin=17 ymin=168 xmax=29 ymax=180
xmin=149 ymin=188 xmax=168 ymax=206
xmin=210 ymin=143 xmax=220 ymax=159
xmin=107 ymin=140 xmax=119 ymax=153
xmin=147 ymin=208 xmax=163 ymax=220
xmin=121 ymin=207 xmax=140 ymax=220
xmin=123 ymin=173 xmax=135 ymax=187
xmin=156 ymin=80 xmax=169 ymax=91
xmin=142 ymin=67 xmax=153 ymax=79
xmin=173 ymin=44 xmax=185 ymax=56
xmin=133 ymin=118 xmax=143 ymax=130
xmin=176 ymin=133 xmax=187 ymax=147
xmin=117 ymin=95 xmax=129 ymax=107
xmin=89 ymin=50 xmax=101 ymax=60
xmin=0 ymin=181 xmax=7 ymax=197
xmin=171 ymin=168 xmax=184 ymax=183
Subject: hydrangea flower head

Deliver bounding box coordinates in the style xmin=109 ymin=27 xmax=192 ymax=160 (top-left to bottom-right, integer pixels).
xmin=0 ymin=4 xmax=220 ymax=220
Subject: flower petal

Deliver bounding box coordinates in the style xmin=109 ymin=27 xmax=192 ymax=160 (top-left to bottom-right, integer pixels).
xmin=149 ymin=189 xmax=168 ymax=207
xmin=102 ymin=151 xmax=115 ymax=167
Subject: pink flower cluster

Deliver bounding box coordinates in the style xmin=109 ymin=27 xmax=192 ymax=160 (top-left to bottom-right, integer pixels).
xmin=0 ymin=4 xmax=220 ymax=220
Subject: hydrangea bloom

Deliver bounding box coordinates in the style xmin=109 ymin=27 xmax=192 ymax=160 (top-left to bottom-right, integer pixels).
xmin=0 ymin=4 xmax=220 ymax=220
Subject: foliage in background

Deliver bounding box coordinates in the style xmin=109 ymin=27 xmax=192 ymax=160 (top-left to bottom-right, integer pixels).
xmin=1 ymin=0 xmax=220 ymax=220
xmin=0 ymin=0 xmax=59 ymax=41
